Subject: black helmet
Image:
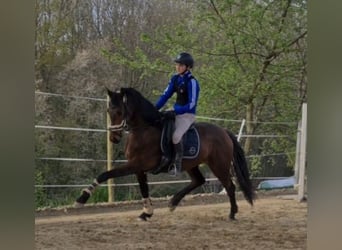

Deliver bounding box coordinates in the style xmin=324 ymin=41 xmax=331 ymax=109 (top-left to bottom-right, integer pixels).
xmin=174 ymin=52 xmax=194 ymax=68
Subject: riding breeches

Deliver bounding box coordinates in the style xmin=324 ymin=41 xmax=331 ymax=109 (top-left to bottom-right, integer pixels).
xmin=172 ymin=113 xmax=196 ymax=144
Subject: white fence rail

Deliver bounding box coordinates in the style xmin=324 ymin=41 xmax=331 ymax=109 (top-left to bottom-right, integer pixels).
xmin=35 ymin=177 xmax=290 ymax=188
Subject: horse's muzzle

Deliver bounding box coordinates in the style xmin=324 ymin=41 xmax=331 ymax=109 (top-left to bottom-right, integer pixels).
xmin=110 ymin=131 xmax=122 ymax=144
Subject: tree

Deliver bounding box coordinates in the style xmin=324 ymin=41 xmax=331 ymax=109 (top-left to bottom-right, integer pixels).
xmin=192 ymin=0 xmax=307 ymax=153
xmin=103 ymin=0 xmax=307 ymax=176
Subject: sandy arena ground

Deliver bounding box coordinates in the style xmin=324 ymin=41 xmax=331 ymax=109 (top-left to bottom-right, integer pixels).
xmin=35 ymin=193 xmax=307 ymax=250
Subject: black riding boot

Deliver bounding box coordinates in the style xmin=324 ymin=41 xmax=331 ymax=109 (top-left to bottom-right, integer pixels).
xmin=169 ymin=141 xmax=183 ymax=176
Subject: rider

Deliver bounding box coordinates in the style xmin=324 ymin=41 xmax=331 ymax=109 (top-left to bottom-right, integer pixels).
xmin=155 ymin=52 xmax=200 ymax=176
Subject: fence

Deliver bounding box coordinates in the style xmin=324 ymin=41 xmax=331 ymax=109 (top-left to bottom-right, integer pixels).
xmin=35 ymin=91 xmax=301 ymax=207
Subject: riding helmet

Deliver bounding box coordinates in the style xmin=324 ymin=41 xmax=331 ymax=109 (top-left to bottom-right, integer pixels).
xmin=174 ymin=52 xmax=194 ymax=68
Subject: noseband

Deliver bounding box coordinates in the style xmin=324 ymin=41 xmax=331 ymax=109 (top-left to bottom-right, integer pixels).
xmin=108 ymin=119 xmax=127 ymax=132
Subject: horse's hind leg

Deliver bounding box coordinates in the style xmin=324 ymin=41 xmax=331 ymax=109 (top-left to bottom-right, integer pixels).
xmin=209 ymin=162 xmax=238 ymax=220
xmin=136 ymin=171 xmax=153 ymax=221
xmin=169 ymin=166 xmax=205 ymax=211
xmin=225 ymin=180 xmax=238 ymax=220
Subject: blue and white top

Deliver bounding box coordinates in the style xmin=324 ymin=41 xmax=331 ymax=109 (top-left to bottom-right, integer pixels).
xmin=155 ymin=71 xmax=200 ymax=115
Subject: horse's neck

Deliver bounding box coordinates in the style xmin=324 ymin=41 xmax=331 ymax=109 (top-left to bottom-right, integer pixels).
xmin=140 ymin=104 xmax=160 ymax=123
xmin=126 ymin=116 xmax=145 ymax=129
xmin=126 ymin=90 xmax=161 ymax=127
xmin=137 ymin=109 xmax=161 ymax=128
xmin=124 ymin=126 xmax=161 ymax=157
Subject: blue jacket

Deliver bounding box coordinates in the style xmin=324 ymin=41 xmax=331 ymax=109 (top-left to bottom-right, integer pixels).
xmin=155 ymin=71 xmax=200 ymax=115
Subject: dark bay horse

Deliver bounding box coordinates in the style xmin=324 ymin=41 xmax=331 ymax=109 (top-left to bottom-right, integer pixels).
xmin=75 ymin=87 xmax=255 ymax=220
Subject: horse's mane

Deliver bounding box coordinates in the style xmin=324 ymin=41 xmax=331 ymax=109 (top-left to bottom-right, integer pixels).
xmin=122 ymin=87 xmax=161 ymax=126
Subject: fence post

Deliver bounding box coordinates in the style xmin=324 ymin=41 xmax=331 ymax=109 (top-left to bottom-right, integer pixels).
xmin=237 ymin=119 xmax=246 ymax=142
xmin=294 ymin=121 xmax=301 ymax=183
xmin=297 ymin=103 xmax=307 ymax=201
xmin=106 ymin=96 xmax=114 ymax=202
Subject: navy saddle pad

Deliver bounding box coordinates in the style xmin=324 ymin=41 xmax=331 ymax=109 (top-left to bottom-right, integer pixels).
xmin=161 ymin=125 xmax=200 ymax=159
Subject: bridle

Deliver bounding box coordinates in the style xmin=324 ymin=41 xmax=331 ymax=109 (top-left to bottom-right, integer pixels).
xmin=108 ymin=119 xmax=127 ymax=132
xmin=107 ymin=93 xmax=128 ymax=133
xmin=107 ymin=92 xmax=153 ymax=135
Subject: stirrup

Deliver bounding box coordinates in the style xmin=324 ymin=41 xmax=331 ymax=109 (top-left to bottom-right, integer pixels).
xmin=168 ymin=163 xmax=181 ymax=176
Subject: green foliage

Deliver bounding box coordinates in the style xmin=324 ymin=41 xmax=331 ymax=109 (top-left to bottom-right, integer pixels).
xmin=35 ymin=170 xmax=47 ymax=208
xmin=89 ymin=187 xmax=108 ymax=203
xmin=249 ymin=156 xmax=263 ymax=177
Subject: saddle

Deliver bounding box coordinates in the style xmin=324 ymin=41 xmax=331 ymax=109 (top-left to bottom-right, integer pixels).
xmin=150 ymin=111 xmax=200 ymax=175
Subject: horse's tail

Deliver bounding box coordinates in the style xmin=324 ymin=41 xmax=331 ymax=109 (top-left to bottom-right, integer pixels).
xmin=226 ymin=130 xmax=255 ymax=206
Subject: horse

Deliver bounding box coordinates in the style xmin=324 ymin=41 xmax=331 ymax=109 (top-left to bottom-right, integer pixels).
xmin=75 ymin=87 xmax=255 ymax=220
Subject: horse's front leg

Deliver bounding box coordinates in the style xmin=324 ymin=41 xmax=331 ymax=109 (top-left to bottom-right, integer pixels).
xmin=136 ymin=172 xmax=153 ymax=221
xmin=74 ymin=165 xmax=136 ymax=207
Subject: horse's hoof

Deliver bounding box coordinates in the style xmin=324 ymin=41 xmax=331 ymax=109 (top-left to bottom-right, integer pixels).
xmin=75 ymin=191 xmax=90 ymax=205
xmin=169 ymin=205 xmax=176 ymax=212
xmin=229 ymin=215 xmax=236 ymax=220
xmin=138 ymin=212 xmax=153 ymax=221
xmin=74 ymin=202 xmax=84 ymax=208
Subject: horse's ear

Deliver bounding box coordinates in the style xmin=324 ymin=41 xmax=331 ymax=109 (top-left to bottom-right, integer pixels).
xmin=120 ymin=87 xmax=126 ymax=95
xmin=120 ymin=88 xmax=128 ymax=104
xmin=106 ymin=87 xmax=113 ymax=97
